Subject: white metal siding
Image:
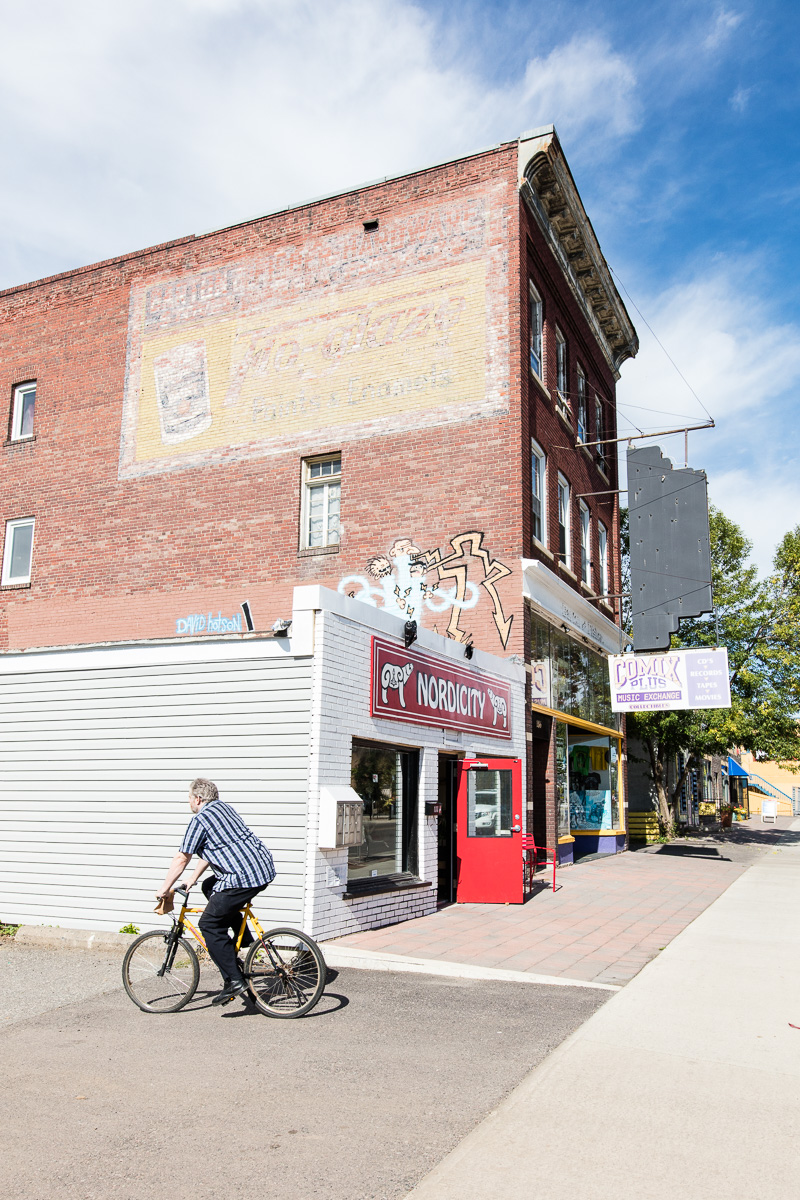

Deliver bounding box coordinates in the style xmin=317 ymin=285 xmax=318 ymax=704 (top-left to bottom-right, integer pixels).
xmin=0 ymin=652 xmax=312 ymax=932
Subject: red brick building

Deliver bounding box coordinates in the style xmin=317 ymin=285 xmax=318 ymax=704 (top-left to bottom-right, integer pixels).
xmin=0 ymin=125 xmax=636 ymax=873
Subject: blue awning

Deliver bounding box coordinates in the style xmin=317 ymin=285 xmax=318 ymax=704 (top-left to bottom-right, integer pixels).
xmin=728 ymin=757 xmax=749 ymax=777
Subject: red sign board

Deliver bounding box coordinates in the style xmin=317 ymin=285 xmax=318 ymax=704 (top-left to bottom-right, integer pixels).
xmin=370 ymin=637 xmax=512 ymax=739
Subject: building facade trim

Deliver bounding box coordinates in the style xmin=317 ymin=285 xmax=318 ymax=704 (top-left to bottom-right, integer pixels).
xmin=518 ymin=127 xmax=638 ymax=377
xmin=522 ymin=558 xmax=627 ymax=656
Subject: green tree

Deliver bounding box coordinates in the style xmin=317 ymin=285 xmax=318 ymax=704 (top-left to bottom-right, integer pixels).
xmin=624 ymin=506 xmax=800 ymax=832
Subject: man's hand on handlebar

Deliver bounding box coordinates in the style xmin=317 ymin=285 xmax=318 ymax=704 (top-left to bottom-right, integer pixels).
xmin=156 ymin=882 xmax=189 ymax=900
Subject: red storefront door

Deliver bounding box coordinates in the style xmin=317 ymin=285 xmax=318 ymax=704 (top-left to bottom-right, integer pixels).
xmin=455 ymin=758 xmax=523 ymax=904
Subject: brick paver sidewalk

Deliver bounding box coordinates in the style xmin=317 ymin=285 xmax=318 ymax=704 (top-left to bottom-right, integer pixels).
xmin=332 ymin=818 xmax=795 ymax=985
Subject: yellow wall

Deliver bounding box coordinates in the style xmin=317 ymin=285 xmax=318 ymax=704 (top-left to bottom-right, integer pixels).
xmin=739 ymin=753 xmax=798 ymax=815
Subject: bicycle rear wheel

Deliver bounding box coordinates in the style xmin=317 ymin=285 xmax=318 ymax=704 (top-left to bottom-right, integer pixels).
xmin=122 ymin=930 xmax=200 ymax=1013
xmin=244 ymin=927 xmax=326 ymax=1018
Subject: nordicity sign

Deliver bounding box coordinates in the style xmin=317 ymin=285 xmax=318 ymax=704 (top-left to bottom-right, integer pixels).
xmin=370 ymin=637 xmax=512 ymax=738
xmin=608 ymin=647 xmax=731 ymax=713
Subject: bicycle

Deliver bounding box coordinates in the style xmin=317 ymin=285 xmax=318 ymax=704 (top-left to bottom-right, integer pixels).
xmin=121 ymin=884 xmax=327 ymax=1018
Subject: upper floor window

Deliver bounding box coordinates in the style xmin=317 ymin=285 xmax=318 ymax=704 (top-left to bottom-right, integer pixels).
xmin=576 ymin=366 xmax=587 ymax=443
xmin=557 ymin=474 xmax=571 ymax=569
xmin=598 ymin=521 xmax=609 ymax=597
xmin=11 ymin=382 xmax=36 ymax=441
xmin=529 ymin=283 xmax=543 ymax=379
xmin=579 ymin=501 xmax=591 ymax=586
xmin=2 ymin=517 xmax=35 ymax=585
xmin=555 ymin=328 xmax=567 ymax=400
xmin=301 ymin=455 xmax=341 ymax=549
xmin=531 ymin=439 xmax=546 ymax=545
xmin=595 ymin=395 xmax=607 ymax=473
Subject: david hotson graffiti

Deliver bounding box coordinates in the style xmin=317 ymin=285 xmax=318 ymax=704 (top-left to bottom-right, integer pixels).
xmin=338 ymin=531 xmax=513 ymax=649
xmin=176 ymin=611 xmax=243 ymax=636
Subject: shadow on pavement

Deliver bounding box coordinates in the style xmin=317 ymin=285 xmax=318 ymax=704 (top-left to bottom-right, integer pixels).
xmin=652 ymin=845 xmax=731 ymax=860
xmin=220 ymin=990 xmax=350 ymax=1019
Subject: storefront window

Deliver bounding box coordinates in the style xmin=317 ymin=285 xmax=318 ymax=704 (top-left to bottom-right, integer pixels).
xmin=555 ymin=723 xmax=570 ymax=838
xmin=467 ymin=768 xmax=513 ymax=837
xmin=530 ymin=611 xmax=615 ymax=729
xmin=349 ymin=740 xmax=418 ymax=880
xmin=552 ymin=626 xmax=572 ymax=713
xmin=567 ymin=729 xmax=620 ymax=830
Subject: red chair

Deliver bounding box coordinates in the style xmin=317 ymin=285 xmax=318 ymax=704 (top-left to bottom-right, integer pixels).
xmin=522 ymin=835 xmax=557 ymax=893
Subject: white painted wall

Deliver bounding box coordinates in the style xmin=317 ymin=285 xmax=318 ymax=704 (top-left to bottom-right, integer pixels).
xmin=0 ymin=639 xmax=312 ymax=932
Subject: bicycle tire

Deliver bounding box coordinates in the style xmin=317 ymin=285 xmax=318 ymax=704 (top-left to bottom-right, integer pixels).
xmin=122 ymin=929 xmax=200 ymax=1014
xmin=244 ymin=927 xmax=326 ymax=1018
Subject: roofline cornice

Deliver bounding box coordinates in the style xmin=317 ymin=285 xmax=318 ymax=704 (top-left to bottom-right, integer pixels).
xmin=518 ymin=127 xmax=638 ymax=379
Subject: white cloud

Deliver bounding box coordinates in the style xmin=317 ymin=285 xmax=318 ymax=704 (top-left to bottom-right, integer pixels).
xmin=708 ymin=468 xmax=800 ymax=576
xmin=0 ymin=2 xmax=640 ymax=287
xmin=519 ymin=35 xmax=640 ymax=142
xmin=616 ymin=258 xmax=800 ymax=574
xmin=703 ymin=7 xmax=744 ymax=51
xmin=729 ymin=85 xmax=753 ymax=113
xmin=617 ymin=261 xmax=800 ymax=429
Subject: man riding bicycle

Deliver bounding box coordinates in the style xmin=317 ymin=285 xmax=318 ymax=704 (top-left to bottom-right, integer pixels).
xmin=158 ymin=778 xmax=276 ymax=1007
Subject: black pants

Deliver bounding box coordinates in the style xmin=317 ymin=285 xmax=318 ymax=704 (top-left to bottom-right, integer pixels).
xmin=198 ymin=883 xmax=265 ymax=985
xmin=201 ymin=875 xmax=257 ymax=948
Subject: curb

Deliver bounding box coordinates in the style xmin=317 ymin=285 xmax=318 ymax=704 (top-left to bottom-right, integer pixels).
xmin=14 ymin=925 xmax=139 ymax=952
xmin=323 ymin=944 xmax=621 ymax=991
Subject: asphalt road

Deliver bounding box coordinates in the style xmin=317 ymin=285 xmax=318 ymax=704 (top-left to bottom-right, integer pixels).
xmin=0 ymin=942 xmax=606 ymax=1200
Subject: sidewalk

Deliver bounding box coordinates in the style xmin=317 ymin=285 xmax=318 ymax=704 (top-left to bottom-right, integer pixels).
xmin=402 ymin=817 xmax=800 ymax=1199
xmin=331 ymin=817 xmax=788 ymax=987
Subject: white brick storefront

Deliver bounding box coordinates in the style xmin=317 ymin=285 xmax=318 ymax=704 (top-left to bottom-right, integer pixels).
xmin=297 ymin=587 xmax=527 ymax=941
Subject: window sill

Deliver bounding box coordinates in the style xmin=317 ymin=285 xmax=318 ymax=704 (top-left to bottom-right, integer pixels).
xmin=596 ymin=462 xmax=610 ymax=482
xmin=556 ymin=405 xmax=574 ymax=435
xmin=599 ymin=600 xmax=615 ymax=615
xmin=4 ymin=435 xmax=37 ymax=448
xmin=529 ymin=372 xmax=552 ymax=404
xmin=297 ymin=544 xmax=340 ymax=558
xmin=579 ymin=442 xmax=594 ymax=462
xmin=580 ymin=581 xmax=596 ymax=597
xmin=1 ymin=581 xmax=31 ymax=590
xmin=532 ymin=537 xmax=554 ymax=561
xmin=343 ymin=873 xmax=431 ymax=900
xmin=559 ymin=563 xmax=578 ymax=582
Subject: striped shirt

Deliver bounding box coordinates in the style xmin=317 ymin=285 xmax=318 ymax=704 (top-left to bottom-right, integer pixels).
xmin=180 ymin=800 xmax=276 ymax=893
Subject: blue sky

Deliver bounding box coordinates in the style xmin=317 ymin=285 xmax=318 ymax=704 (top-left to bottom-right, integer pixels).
xmin=2 ymin=0 xmax=798 ymax=571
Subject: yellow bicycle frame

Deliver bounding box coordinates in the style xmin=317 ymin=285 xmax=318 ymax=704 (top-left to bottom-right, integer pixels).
xmin=175 ymin=895 xmax=267 ymax=956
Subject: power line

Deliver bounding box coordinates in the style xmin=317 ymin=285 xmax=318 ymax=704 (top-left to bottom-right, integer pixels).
xmin=617 ymin=400 xmax=704 ymax=422
xmin=609 ymin=270 xmax=714 ymax=424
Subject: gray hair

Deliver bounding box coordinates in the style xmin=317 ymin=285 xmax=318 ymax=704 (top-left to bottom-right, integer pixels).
xmin=190 ymin=777 xmax=218 ymax=804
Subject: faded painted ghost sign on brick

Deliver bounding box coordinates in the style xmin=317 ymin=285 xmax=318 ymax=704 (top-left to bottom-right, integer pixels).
xmin=118 ymin=194 xmax=508 ymax=478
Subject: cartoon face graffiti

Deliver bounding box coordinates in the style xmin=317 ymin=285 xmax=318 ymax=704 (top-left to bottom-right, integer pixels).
xmin=339 ymin=530 xmax=513 ymax=649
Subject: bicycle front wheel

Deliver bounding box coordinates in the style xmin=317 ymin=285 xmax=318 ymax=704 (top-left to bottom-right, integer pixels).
xmin=244 ymin=927 xmax=326 ymax=1018
xmin=122 ymin=930 xmax=200 ymax=1013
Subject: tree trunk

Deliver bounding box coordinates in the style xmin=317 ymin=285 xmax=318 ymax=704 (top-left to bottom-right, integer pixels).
xmin=645 ymin=737 xmax=673 ymax=833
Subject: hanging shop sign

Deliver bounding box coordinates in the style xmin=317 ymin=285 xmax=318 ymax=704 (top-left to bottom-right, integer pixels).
xmin=530 ymin=658 xmax=550 ymax=707
xmin=370 ymin=637 xmax=512 ymax=738
xmin=608 ymin=647 xmax=731 ymax=713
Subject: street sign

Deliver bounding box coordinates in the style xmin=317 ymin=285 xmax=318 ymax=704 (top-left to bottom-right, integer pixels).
xmin=609 ymin=647 xmax=731 ymax=712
